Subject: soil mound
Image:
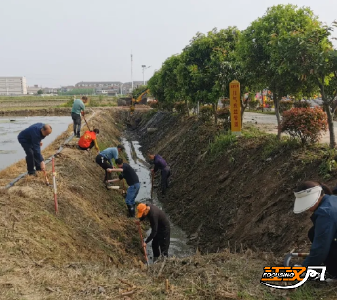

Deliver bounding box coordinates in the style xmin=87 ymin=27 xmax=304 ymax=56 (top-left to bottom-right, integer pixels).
xmin=138 ymin=112 xmax=337 ymax=255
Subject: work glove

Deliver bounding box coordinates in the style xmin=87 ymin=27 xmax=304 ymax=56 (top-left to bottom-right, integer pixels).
xmin=81 ymin=111 xmax=85 ymax=116
xmin=119 ymin=174 xmax=124 ymax=180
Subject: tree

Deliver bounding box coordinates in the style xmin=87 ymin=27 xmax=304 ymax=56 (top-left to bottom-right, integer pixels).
xmin=147 ymin=70 xmax=165 ymax=105
xmin=37 ymin=89 xmax=43 ymax=95
xmin=180 ymin=27 xmax=242 ymax=123
xmin=161 ymin=55 xmax=183 ymax=111
xmin=132 ymin=85 xmax=148 ymax=99
xmin=238 ymin=5 xmax=320 ymax=138
xmin=277 ymin=21 xmax=337 ymax=148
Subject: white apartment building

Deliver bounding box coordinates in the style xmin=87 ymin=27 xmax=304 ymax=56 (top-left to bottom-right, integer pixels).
xmin=0 ymin=77 xmax=27 ymax=95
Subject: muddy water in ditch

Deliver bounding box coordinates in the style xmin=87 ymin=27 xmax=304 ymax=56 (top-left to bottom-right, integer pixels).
xmin=122 ymin=138 xmax=193 ymax=262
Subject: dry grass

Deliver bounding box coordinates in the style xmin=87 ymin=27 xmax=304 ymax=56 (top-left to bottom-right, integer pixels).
xmin=1 ymin=251 xmax=336 ymax=300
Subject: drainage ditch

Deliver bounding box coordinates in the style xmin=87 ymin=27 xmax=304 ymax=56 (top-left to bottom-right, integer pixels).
xmin=121 ymin=137 xmax=194 ymax=263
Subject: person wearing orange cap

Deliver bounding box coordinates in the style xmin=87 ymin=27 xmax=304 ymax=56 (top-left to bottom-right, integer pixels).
xmin=137 ymin=203 xmax=170 ymax=261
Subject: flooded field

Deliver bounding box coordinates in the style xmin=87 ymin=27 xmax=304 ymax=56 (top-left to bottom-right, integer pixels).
xmin=122 ymin=137 xmax=194 ymax=263
xmin=0 ymin=116 xmax=71 ymax=170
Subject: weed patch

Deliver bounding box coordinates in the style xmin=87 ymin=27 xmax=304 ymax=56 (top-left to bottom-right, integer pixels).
xmin=209 ymin=133 xmax=237 ymax=157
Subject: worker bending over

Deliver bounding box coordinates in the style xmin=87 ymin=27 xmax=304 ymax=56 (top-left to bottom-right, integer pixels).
xmin=95 ymin=145 xmax=124 ymax=182
xmin=293 ymin=181 xmax=337 ymax=277
xmin=78 ymin=128 xmax=100 ymax=151
xmin=148 ymin=153 xmax=171 ymax=195
xmin=136 ymin=203 xmax=170 ymax=262
xmin=108 ymin=158 xmax=140 ymax=217
xmin=18 ymin=123 xmax=52 ymax=176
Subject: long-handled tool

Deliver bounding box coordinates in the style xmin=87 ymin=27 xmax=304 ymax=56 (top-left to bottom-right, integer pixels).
xmin=151 ymin=171 xmax=154 ymax=199
xmin=284 ymin=253 xmax=309 ymax=267
xmin=52 ymin=157 xmax=58 ymax=214
xmin=83 ymin=114 xmax=91 ymax=131
xmin=122 ymin=179 xmax=126 ymax=198
xmin=136 ymin=221 xmax=149 ymax=266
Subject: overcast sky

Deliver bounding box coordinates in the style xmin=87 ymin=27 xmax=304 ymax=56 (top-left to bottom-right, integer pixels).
xmin=0 ymin=0 xmax=336 ymax=87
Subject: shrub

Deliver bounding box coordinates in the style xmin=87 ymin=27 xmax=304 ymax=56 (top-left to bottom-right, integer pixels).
xmin=217 ymin=107 xmax=230 ymax=119
xmin=221 ymin=98 xmax=230 ymax=107
xmin=248 ymin=100 xmax=258 ymax=110
xmin=265 ymin=100 xmax=274 ymax=108
xmin=62 ymin=97 xmax=74 ymax=107
xmin=174 ymin=101 xmax=187 ymax=114
xmin=148 ymin=101 xmax=158 ymax=108
xmin=279 ymin=100 xmax=294 ymax=114
xmin=160 ymin=102 xmax=174 ymax=112
xmin=294 ymin=101 xmax=311 ymax=108
xmin=280 ymin=107 xmax=328 ymax=145
xmin=199 ymin=105 xmax=213 ymax=122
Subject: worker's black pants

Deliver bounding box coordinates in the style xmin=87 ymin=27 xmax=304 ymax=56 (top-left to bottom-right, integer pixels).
xmin=152 ymin=230 xmax=170 ymax=258
xmin=161 ymin=166 xmax=171 ymax=195
xmin=19 ymin=142 xmax=41 ymax=175
xmin=308 ymin=226 xmax=337 ymax=277
xmin=78 ymin=141 xmax=95 ymax=150
xmin=71 ymin=113 xmax=81 ymax=136
xmin=95 ymin=154 xmax=112 ymax=181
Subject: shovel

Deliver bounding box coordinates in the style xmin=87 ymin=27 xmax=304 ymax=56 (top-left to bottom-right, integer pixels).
xmin=151 ymin=171 xmax=154 ymax=199
xmin=136 ymin=221 xmax=149 ymax=266
xmin=283 ymin=252 xmax=309 ymax=267
xmin=83 ymin=114 xmax=91 ymax=131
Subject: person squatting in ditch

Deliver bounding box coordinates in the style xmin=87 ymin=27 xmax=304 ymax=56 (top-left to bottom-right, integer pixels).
xmin=78 ymin=128 xmax=100 ymax=152
xmin=136 ymin=203 xmax=170 ymax=262
xmin=107 ymin=158 xmax=140 ymax=217
xmin=17 ymin=123 xmax=52 ymax=176
xmin=95 ymin=145 xmax=125 ymax=183
xmin=293 ymin=181 xmax=337 ymax=277
xmin=148 ymin=153 xmax=171 ymax=195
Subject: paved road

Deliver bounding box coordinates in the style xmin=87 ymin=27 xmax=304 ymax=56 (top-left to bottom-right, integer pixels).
xmin=244 ymin=112 xmax=336 ymax=144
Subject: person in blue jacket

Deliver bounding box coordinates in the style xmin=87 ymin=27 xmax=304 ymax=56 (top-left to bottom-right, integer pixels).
xmin=148 ymin=153 xmax=171 ymax=195
xmin=18 ymin=123 xmax=52 ymax=175
xmin=293 ymin=181 xmax=337 ymax=276
xmin=95 ymin=145 xmax=125 ymax=183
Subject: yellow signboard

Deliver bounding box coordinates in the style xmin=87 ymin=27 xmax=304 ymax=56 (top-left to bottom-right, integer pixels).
xmin=229 ymin=80 xmax=241 ymax=134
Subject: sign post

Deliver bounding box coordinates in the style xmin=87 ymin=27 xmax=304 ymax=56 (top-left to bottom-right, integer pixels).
xmin=229 ymin=80 xmax=241 ymax=135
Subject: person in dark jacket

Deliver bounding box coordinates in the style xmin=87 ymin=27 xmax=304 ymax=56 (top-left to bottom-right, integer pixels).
xmin=136 ymin=203 xmax=170 ymax=261
xmin=294 ymin=181 xmax=337 ymax=276
xmin=148 ymin=153 xmax=171 ymax=195
xmin=18 ymin=123 xmax=52 ymax=175
xmin=108 ymin=158 xmax=140 ymax=217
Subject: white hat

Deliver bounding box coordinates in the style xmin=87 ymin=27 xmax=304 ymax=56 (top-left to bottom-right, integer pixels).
xmin=293 ymin=186 xmax=322 ymax=214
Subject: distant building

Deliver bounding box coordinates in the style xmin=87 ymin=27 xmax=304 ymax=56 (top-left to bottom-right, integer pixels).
xmin=123 ymin=81 xmax=144 ymax=93
xmin=43 ymin=87 xmax=58 ymax=94
xmin=95 ymin=88 xmax=118 ymax=96
xmin=60 ymin=86 xmax=75 ymax=93
xmin=75 ymin=81 xmax=122 ymax=88
xmin=0 ymin=77 xmax=27 ymax=95
xmin=27 ymin=85 xmax=41 ymax=95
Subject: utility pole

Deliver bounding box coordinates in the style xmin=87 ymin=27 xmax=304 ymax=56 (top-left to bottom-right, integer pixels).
xmin=131 ymin=52 xmax=133 ymax=91
xmin=142 ymin=65 xmax=151 ymax=85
